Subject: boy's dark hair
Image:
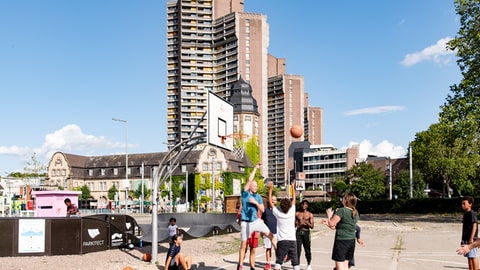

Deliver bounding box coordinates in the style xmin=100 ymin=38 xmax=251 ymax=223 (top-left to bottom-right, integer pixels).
xmin=462 ymin=196 xmax=474 ymax=204
xmin=172 ymin=234 xmax=183 ymax=242
xmin=169 ymin=217 xmax=176 ymax=222
xmin=64 ymin=198 xmax=71 ymax=204
xmin=279 ymin=198 xmax=292 ymax=213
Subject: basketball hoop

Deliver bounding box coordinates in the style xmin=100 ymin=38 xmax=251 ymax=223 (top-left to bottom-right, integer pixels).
xmin=219 ymin=133 xmax=250 ymax=159
xmin=220 ymin=133 xmax=249 ymax=145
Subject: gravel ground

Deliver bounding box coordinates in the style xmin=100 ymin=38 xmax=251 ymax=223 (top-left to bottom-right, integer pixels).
xmin=0 ymin=214 xmax=462 ymax=270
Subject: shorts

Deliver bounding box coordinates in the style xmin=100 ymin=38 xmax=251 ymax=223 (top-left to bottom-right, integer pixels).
xmin=249 ymin=232 xmax=259 ymax=248
xmin=332 ymin=239 xmax=356 ymax=262
xmin=263 ymin=233 xmax=276 ymax=249
xmin=169 ymin=264 xmax=179 ymax=270
xmin=240 ymin=219 xmax=270 ymax=241
xmin=462 ymin=240 xmax=478 ymax=258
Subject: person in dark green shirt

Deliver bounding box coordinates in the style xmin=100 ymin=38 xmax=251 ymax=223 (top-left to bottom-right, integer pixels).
xmin=323 ymin=193 xmax=359 ymax=270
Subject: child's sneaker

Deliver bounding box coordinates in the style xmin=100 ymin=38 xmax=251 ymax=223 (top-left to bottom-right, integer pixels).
xmin=264 ymin=263 xmax=271 ymax=270
xmin=307 ymin=265 xmax=312 ymax=270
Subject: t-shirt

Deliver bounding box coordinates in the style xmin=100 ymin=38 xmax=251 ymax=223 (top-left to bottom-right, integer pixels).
xmin=66 ymin=204 xmax=80 ymax=216
xmin=462 ymin=210 xmax=478 ymax=241
xmin=334 ymin=207 xmax=359 ymax=240
xmin=168 ymin=224 xmax=178 ymax=237
xmin=166 ymin=244 xmax=181 ymax=265
xmin=272 ymin=205 xmax=296 ymax=241
xmin=261 ymin=207 xmax=277 ymax=234
xmin=240 ymin=190 xmax=263 ymax=222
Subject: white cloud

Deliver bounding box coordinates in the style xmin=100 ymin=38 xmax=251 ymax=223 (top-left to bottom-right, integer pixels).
xmin=37 ymin=124 xmax=119 ymax=160
xmin=343 ymin=106 xmax=405 ymax=116
xmin=401 ymin=37 xmax=455 ymax=67
xmin=0 ymin=124 xmax=121 ymax=173
xmin=0 ymin=145 xmax=31 ymax=156
xmin=349 ymin=139 xmax=407 ymax=159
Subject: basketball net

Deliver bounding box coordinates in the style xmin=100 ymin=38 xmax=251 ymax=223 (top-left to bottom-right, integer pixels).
xmin=220 ymin=133 xmax=249 ymax=159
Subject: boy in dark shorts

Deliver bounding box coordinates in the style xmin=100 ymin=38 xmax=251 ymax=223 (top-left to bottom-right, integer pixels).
xmin=165 ymin=234 xmax=192 ymax=270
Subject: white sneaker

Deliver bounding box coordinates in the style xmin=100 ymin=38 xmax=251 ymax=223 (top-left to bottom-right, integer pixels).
xmin=307 ymin=265 xmax=312 ymax=270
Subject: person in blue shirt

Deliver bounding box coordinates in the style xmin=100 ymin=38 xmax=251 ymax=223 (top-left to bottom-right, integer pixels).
xmin=237 ymin=163 xmax=276 ymax=270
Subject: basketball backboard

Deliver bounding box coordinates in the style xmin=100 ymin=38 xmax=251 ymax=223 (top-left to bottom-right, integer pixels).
xmin=208 ymin=91 xmax=234 ymax=151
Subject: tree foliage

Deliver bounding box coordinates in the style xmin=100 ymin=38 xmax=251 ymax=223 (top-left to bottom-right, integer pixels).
xmin=107 ymin=185 xmax=118 ymax=201
xmin=244 ymin=136 xmax=261 ymax=166
xmin=73 ymin=185 xmax=91 ymax=201
xmin=347 ymin=163 xmax=386 ymax=200
xmin=392 ymin=169 xmax=426 ymax=199
xmin=411 ymin=0 xmax=480 ymax=197
xmin=133 ymin=182 xmax=152 ymax=200
xmin=411 ymin=123 xmax=477 ymax=196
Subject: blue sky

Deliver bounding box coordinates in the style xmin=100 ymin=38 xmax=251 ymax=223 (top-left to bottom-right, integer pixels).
xmin=0 ymin=1 xmax=460 ymax=175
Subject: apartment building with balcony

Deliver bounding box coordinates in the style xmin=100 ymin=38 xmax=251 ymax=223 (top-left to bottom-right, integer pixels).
xmin=296 ymin=144 xmax=359 ymax=191
xmin=166 ymin=0 xmax=271 ymax=177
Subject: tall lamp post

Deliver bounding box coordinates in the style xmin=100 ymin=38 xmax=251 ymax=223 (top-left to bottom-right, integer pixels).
xmin=112 ymin=117 xmax=128 ymax=213
xmin=387 ymin=157 xmax=392 ymax=200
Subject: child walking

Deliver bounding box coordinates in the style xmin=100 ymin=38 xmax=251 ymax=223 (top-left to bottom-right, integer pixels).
xmin=461 ymin=196 xmax=478 ymax=270
xmin=168 ymin=217 xmax=179 ymax=247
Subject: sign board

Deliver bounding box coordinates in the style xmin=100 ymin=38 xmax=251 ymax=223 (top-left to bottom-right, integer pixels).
xmin=295 ymin=180 xmax=305 ymax=191
xmin=18 ymin=219 xmax=46 ymax=253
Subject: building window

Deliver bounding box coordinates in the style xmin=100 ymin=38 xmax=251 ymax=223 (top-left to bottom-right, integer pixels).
xmin=201 ymin=176 xmax=206 ymax=184
xmin=245 ymin=115 xmax=251 ymax=121
xmin=89 ymin=169 xmax=93 ymax=176
xmin=239 ymin=166 xmax=245 ymax=172
xmin=114 ymin=168 xmax=118 ymax=175
xmin=203 ymin=163 xmax=208 ymax=171
xmin=216 ymin=162 xmax=222 ymax=170
xmin=101 ymin=169 xmax=106 ymax=176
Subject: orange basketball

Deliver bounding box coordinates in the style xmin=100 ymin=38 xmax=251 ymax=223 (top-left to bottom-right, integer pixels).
xmin=142 ymin=253 xmax=152 ymax=262
xmin=290 ymin=125 xmax=303 ymax=138
xmin=123 ymin=267 xmax=134 ymax=270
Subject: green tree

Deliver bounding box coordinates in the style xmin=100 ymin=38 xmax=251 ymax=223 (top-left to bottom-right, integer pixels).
xmin=73 ymin=185 xmax=91 ymax=201
xmin=347 ymin=163 xmax=386 ymax=200
xmin=392 ymin=169 xmax=426 ymax=199
xmin=435 ymin=0 xmax=480 ymax=195
xmin=133 ymin=182 xmax=151 ymax=200
xmin=333 ymin=179 xmax=348 ymax=195
xmin=108 ymin=185 xmax=118 ymax=201
xmin=411 ymin=123 xmax=477 ymax=196
xmin=244 ymin=136 xmax=260 ymax=166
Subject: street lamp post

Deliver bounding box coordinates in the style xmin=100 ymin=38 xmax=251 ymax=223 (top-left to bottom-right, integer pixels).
xmin=211 ymin=157 xmax=215 ymax=212
xmin=169 ymin=161 xmax=172 ymax=213
xmin=387 ymin=157 xmax=392 ymax=200
xmin=112 ymin=117 xmax=128 ymax=213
